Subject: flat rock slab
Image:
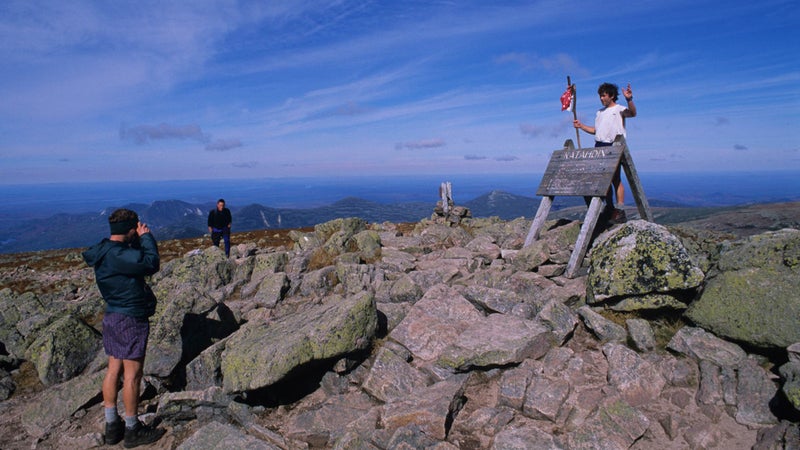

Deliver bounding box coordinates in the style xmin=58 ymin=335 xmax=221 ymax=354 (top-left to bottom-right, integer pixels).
xmin=176 ymin=420 xmax=279 ymax=450
xmin=389 ymin=284 xmax=482 ymax=362
xmin=437 ymin=314 xmax=555 ymax=371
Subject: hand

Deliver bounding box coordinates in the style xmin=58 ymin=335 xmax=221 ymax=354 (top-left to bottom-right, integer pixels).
xmin=137 ymin=221 xmax=150 ymax=236
xmin=573 ymin=119 xmax=582 ymax=129
xmin=623 ymin=83 xmax=633 ymax=100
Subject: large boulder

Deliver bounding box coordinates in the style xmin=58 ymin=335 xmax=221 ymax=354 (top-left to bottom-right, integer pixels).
xmin=155 ymin=246 xmax=234 ymax=291
xmin=685 ymin=229 xmax=800 ymax=349
xmin=315 ymin=218 xmax=368 ymax=257
xmin=24 ymin=314 xmax=102 ymax=386
xmin=144 ymin=241 xmax=239 ymax=379
xmin=587 ymin=220 xmax=705 ymax=309
xmin=145 ymin=283 xmax=237 ymax=378
xmin=0 ymin=291 xmax=53 ymax=359
xmin=221 ymin=291 xmax=378 ymax=393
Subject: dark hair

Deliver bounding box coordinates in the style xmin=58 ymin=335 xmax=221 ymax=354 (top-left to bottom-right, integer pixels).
xmin=108 ymin=208 xmax=139 ymax=234
xmin=109 ymin=208 xmax=138 ymax=224
xmin=217 ymin=199 xmax=225 ymax=204
xmin=598 ymin=83 xmax=619 ymax=102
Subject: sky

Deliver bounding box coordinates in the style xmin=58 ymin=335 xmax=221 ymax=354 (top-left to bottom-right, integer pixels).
xmin=1 ymin=0 xmax=799 ymax=185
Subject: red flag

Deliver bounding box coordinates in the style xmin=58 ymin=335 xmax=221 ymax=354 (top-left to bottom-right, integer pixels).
xmin=560 ymin=87 xmax=573 ymax=112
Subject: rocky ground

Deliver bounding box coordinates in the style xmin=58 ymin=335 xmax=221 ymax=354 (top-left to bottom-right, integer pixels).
xmin=0 ymin=228 xmax=305 ymax=448
xmin=1 ymin=204 xmax=799 ymax=449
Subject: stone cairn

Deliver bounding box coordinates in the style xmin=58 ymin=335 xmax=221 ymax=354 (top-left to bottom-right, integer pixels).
xmin=432 ymin=181 xmax=471 ymax=226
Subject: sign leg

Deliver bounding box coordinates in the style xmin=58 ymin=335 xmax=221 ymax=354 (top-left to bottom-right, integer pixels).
xmin=620 ymin=147 xmax=653 ymax=222
xmin=524 ymin=196 xmax=553 ymax=247
xmin=566 ymin=196 xmax=604 ymax=278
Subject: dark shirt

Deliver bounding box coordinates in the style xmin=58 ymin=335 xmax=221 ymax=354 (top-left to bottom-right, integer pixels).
xmin=208 ymin=208 xmax=232 ymax=229
xmin=82 ymin=233 xmax=160 ymax=318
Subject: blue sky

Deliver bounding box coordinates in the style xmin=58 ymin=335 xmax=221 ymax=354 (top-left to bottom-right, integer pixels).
xmin=1 ymin=0 xmax=798 ymax=184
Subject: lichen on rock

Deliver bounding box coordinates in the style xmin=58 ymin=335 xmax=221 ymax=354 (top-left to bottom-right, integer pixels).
xmin=587 ymin=220 xmax=705 ymax=308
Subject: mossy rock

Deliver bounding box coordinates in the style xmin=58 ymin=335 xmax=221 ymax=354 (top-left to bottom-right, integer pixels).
xmin=685 ymin=230 xmax=800 ymax=350
xmin=221 ymin=291 xmax=377 ymax=394
xmin=686 ymin=267 xmax=800 ymax=349
xmin=24 ymin=315 xmax=102 ymax=386
xmin=587 ymin=220 xmax=704 ymax=304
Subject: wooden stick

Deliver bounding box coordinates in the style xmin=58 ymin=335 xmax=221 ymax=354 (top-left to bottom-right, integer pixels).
xmin=567 ymin=76 xmax=582 ymax=149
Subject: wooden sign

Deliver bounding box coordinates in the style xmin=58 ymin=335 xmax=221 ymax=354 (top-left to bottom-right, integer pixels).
xmin=536 ymin=146 xmax=623 ymax=197
xmin=525 ymin=136 xmax=653 ymax=278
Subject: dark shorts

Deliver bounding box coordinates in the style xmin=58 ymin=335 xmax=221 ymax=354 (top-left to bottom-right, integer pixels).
xmin=102 ymin=312 xmax=150 ymax=360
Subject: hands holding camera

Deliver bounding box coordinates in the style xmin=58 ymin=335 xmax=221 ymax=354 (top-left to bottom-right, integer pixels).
xmin=137 ymin=221 xmax=150 ymax=236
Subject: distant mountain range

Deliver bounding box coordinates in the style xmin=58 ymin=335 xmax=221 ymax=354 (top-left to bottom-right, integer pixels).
xmin=0 ymin=190 xmax=787 ymax=254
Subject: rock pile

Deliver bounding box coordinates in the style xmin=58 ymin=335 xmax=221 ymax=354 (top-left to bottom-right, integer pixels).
xmin=0 ymin=217 xmax=798 ymax=449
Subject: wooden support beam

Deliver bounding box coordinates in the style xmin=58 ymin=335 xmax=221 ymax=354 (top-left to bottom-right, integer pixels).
xmin=615 ymin=136 xmax=653 ymax=221
xmin=565 ymin=196 xmax=604 ymax=278
xmin=524 ymin=196 xmax=553 ymax=247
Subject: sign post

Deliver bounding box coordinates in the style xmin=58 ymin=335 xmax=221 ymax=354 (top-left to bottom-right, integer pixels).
xmin=525 ymin=135 xmax=652 ymax=278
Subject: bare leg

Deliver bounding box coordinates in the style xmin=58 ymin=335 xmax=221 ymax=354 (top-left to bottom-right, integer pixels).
xmin=121 ymin=358 xmax=144 ymax=418
xmin=103 ymin=356 xmax=123 ymax=408
xmin=612 ymin=167 xmax=624 ymax=206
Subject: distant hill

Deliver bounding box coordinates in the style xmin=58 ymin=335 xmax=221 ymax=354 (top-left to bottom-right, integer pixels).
xmin=1 ymin=192 xmax=798 ymax=254
xmin=0 ymin=197 xmax=433 ymax=254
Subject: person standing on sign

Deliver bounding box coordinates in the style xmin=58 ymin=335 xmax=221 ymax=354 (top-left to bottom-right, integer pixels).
xmin=207 ymin=198 xmax=232 ymax=257
xmin=573 ymin=82 xmax=637 ymax=222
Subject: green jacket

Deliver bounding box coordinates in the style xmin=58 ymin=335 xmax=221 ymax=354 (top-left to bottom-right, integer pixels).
xmin=82 ymin=233 xmax=160 ymax=318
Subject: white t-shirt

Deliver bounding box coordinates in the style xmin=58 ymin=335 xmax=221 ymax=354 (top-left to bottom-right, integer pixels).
xmin=594 ymin=104 xmax=627 ymax=144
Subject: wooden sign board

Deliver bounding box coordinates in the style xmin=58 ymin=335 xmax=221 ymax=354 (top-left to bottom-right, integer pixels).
xmin=525 ymin=136 xmax=653 ymax=278
xmin=536 ymin=146 xmax=623 ymax=197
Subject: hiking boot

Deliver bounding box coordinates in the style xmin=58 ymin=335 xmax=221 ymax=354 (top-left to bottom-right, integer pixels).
xmin=104 ymin=418 xmax=124 ymax=445
xmin=609 ymin=208 xmax=627 ymax=224
xmin=123 ymin=420 xmax=165 ymax=448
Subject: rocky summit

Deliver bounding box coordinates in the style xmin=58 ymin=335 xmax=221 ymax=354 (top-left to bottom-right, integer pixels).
xmin=0 ymin=209 xmax=799 ymax=449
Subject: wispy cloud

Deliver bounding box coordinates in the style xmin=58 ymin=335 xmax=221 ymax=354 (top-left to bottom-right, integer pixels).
xmin=495 ymin=52 xmax=588 ymax=77
xmin=120 ymin=123 xmax=210 ymax=145
xmin=395 ymin=139 xmax=446 ymax=150
xmin=520 ymin=117 xmax=571 ymax=139
xmin=324 ymin=102 xmax=372 ymax=117
xmin=0 ymin=1 xmax=263 ymax=120
xmin=519 ymin=124 xmax=547 ymax=138
xmin=207 ymin=138 xmax=243 ymax=152
xmin=495 ymin=155 xmax=519 ymax=162
xmin=1 ymin=0 xmax=797 ymax=183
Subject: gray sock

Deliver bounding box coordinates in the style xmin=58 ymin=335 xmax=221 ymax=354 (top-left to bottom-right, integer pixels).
xmin=104 ymin=407 xmax=119 ymax=423
xmin=124 ymin=416 xmax=138 ymax=429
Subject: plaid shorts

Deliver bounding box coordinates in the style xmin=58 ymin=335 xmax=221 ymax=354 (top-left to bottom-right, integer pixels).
xmin=102 ymin=312 xmax=150 ymax=360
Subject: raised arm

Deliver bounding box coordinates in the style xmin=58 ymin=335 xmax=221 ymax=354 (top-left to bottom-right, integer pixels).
xmin=622 ymin=83 xmax=636 ymax=117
